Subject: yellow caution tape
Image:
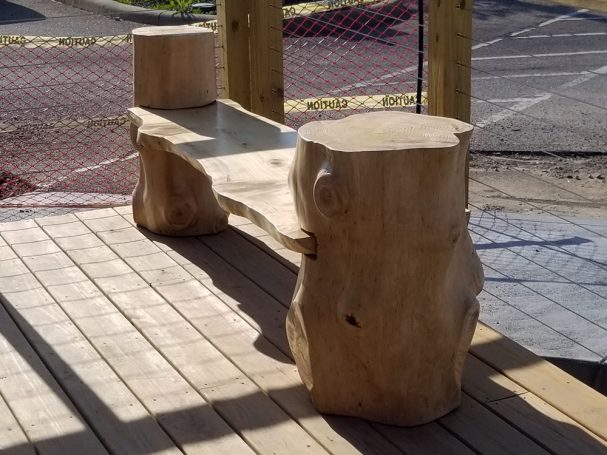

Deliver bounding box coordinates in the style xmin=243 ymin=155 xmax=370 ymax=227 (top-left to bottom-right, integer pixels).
xmin=285 ymin=92 xmax=427 ymax=112
xmin=1 ymin=116 xmax=129 ymax=133
xmin=193 ymin=0 xmax=383 ymax=31
xmin=0 ymin=34 xmax=132 ymax=48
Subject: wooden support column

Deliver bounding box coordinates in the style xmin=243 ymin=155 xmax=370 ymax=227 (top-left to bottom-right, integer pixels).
xmin=428 ymin=0 xmax=473 ymax=122
xmin=428 ymin=0 xmax=473 ymax=205
xmin=249 ymin=0 xmax=285 ymax=123
xmin=217 ymin=0 xmax=252 ymax=110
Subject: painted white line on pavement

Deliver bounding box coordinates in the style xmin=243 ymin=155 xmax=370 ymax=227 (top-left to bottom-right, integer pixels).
xmin=515 ymin=32 xmax=607 ymax=39
xmin=471 ymin=9 xmax=591 ymax=52
xmin=473 ymin=49 xmax=607 ymax=60
xmin=473 ymin=71 xmax=589 ymax=80
xmin=475 ymin=64 xmax=607 ymax=128
xmin=510 ymin=28 xmax=534 ymax=37
xmin=472 ymin=38 xmax=503 ymax=50
xmin=476 ymin=94 xmax=552 ymax=128
xmin=560 ymin=16 xmax=607 ymax=21
xmin=330 ymin=62 xmax=426 ymax=93
xmin=37 ymin=152 xmax=138 ymax=190
xmin=538 ymin=9 xmax=588 ymax=27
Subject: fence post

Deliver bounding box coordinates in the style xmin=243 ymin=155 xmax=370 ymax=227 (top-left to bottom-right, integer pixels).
xmin=428 ymin=0 xmax=473 ymax=205
xmin=217 ymin=0 xmax=252 ymax=110
xmin=249 ymin=0 xmax=285 ymax=123
xmin=428 ymin=0 xmax=473 ymax=123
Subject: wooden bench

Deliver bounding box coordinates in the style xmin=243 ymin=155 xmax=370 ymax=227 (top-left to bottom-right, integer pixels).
xmin=130 ymin=25 xmax=484 ymax=426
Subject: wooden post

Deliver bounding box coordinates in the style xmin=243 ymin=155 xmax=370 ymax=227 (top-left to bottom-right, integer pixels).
xmin=288 ymin=112 xmax=484 ymax=426
xmin=249 ymin=0 xmax=285 ymax=123
xmin=428 ymin=0 xmax=473 ymax=122
xmin=428 ymin=0 xmax=473 ymax=205
xmin=217 ymin=0 xmax=252 ymax=110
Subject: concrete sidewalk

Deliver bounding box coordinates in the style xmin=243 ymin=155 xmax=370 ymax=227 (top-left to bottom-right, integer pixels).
xmin=470 ymin=210 xmax=606 ymax=379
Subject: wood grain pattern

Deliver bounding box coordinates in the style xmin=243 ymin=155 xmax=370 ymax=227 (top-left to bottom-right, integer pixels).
xmin=471 ymin=322 xmax=607 ymax=442
xmin=2 ymin=206 xmax=607 ymax=454
xmin=217 ymin=0 xmax=252 ymax=109
xmin=287 ymin=111 xmax=483 ymax=425
xmin=0 ymin=299 xmax=108 ymax=455
xmin=129 ymin=101 xmax=315 ymax=254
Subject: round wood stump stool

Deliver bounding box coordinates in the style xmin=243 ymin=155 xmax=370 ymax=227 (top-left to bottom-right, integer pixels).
xmin=287 ymin=111 xmax=484 ymax=426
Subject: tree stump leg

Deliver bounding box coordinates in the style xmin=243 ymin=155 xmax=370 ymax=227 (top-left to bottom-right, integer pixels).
xmin=132 ymin=125 xmax=228 ymax=236
xmin=287 ymin=112 xmax=484 ymax=426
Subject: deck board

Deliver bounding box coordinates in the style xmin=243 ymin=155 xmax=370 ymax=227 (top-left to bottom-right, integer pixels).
xmin=0 ymin=206 xmax=606 ymax=454
xmin=0 ymin=390 xmax=35 ymax=455
xmin=39 ymin=213 xmax=316 ymax=455
xmin=2 ymin=217 xmax=246 ymax=455
xmin=0 ymin=301 xmax=108 ymax=455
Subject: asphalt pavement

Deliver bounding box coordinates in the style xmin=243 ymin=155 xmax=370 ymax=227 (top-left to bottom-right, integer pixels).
xmin=0 ymin=0 xmax=141 ymax=35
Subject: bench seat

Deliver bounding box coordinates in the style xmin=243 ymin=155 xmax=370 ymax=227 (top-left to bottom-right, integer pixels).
xmin=128 ymin=100 xmax=316 ymax=254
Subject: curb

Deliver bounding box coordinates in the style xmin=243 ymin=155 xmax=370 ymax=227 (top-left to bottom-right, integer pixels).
xmin=56 ymin=0 xmax=215 ymax=25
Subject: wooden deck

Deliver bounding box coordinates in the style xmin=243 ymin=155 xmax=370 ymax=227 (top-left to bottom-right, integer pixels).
xmin=0 ymin=206 xmax=606 ymax=455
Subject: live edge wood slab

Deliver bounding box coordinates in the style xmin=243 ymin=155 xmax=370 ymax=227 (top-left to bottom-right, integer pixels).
xmin=130 ymin=25 xmax=484 ymax=426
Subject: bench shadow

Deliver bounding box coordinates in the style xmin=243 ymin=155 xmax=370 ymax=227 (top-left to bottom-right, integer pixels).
xmin=2 ymin=270 xmax=606 ymax=454
xmin=147 ymin=226 xmax=298 ymax=362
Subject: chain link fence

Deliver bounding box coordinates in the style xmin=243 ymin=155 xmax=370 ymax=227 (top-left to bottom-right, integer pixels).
xmin=1 ymin=0 xmax=425 ymax=221
xmin=282 ymin=0 xmax=426 ymax=129
xmin=0 ymin=34 xmax=136 ymax=220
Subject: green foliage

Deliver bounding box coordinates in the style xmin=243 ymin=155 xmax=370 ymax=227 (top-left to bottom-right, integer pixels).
xmin=168 ymin=0 xmax=194 ymax=14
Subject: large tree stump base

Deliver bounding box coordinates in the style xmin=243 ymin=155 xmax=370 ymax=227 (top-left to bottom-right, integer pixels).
xmin=287 ymin=111 xmax=484 ymax=426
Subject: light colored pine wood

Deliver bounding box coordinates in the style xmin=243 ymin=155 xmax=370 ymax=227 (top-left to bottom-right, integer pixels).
xmin=155 ymin=213 xmax=555 ymax=455
xmin=0 ymin=390 xmax=36 ymax=455
xmin=19 ymin=216 xmax=253 ymax=455
xmin=217 ymin=0 xmax=252 ymax=109
xmin=146 ymin=208 xmax=555 ymax=455
xmin=471 ymin=322 xmax=607 ymax=442
xmin=464 ymin=356 xmax=607 ymax=453
xmin=249 ymin=0 xmax=285 ymax=123
xmin=439 ymin=394 xmax=548 ymax=455
xmin=463 ymin=353 xmax=527 ymax=403
xmin=129 ymin=101 xmax=315 ymax=254
xmin=149 ymin=198 xmax=607 ymax=453
xmin=114 ymin=208 xmax=411 ymax=455
xmin=488 ymin=392 xmax=607 ymax=454
xmin=133 ymin=26 xmax=216 ymax=109
xmin=65 ymin=212 xmax=330 ymax=455
xmin=428 ymin=0 xmax=473 ymax=122
xmin=0 ymin=299 xmax=108 ymax=455
xmin=373 ymin=423 xmax=476 ymax=455
xmin=287 ymin=111 xmax=483 ymax=425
